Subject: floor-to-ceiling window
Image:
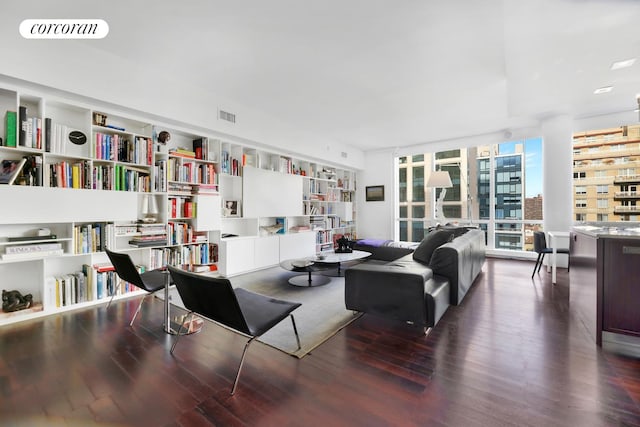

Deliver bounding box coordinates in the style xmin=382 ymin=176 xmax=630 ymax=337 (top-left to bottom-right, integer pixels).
xmin=398 ymin=155 xmax=428 ymax=242
xmin=396 ymin=138 xmax=544 ymax=253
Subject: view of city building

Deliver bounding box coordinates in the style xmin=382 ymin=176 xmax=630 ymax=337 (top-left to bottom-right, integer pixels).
xmin=397 ymin=139 xmax=544 ymax=253
xmin=572 ymin=124 xmax=640 ymax=222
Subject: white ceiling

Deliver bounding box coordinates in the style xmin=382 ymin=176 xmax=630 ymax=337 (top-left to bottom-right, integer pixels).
xmin=8 ymin=0 xmax=640 ymax=152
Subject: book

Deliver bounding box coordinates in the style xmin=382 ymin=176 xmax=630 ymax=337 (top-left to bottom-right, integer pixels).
xmin=0 ymin=158 xmax=26 ymax=185
xmin=192 ymin=138 xmax=205 ymax=160
xmin=190 ymin=264 xmax=215 ymax=273
xmin=18 ymin=106 xmax=27 ymax=147
xmin=128 ymin=239 xmax=166 ymax=247
xmin=1 ymin=248 xmax=64 ymax=261
xmin=169 ymin=148 xmax=196 ymax=158
xmin=5 ymin=111 xmax=17 ymax=147
xmin=7 ymin=234 xmax=58 ymax=242
xmin=5 ymin=242 xmax=63 ymax=254
xmin=44 ymin=117 xmax=51 ymax=152
xmin=92 ymin=262 xmax=115 ymax=273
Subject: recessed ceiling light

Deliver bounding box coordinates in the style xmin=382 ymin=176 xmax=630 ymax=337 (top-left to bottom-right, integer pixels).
xmin=594 ymin=86 xmax=613 ymax=94
xmin=610 ymin=58 xmax=636 ymax=70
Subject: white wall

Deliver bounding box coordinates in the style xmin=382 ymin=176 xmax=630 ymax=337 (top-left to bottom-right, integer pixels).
xmin=356 ymin=149 xmax=396 ymax=240
xmin=542 ymin=115 xmax=573 ymax=233
xmin=0 ymin=36 xmax=364 ymax=171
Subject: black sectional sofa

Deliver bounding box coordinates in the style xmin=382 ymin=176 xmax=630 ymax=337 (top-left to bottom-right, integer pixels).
xmin=344 ymin=227 xmax=485 ymax=331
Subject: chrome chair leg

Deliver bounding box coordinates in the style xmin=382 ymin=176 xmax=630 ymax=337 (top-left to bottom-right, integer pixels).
xmin=129 ymin=296 xmax=146 ymax=326
xmin=170 ymin=312 xmax=192 ymax=354
xmin=106 ymin=292 xmax=117 ymax=309
xmin=290 ymin=314 xmax=301 ymax=350
xmin=232 ymin=337 xmax=257 ymax=395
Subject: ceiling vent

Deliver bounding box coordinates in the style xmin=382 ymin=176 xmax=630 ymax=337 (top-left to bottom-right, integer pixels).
xmin=218 ymin=109 xmax=236 ymax=124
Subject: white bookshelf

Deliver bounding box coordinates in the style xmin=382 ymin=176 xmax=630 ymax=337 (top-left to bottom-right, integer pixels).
xmin=0 ymin=77 xmax=357 ymax=324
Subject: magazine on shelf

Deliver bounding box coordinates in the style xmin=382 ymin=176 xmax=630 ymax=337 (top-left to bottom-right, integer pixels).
xmin=0 ymin=158 xmax=26 ymax=185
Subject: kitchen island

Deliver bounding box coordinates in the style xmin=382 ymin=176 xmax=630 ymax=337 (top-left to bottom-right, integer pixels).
xmin=570 ymin=225 xmax=640 ymax=356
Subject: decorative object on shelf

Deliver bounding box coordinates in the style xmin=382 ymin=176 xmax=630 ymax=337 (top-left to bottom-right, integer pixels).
xmin=140 ymin=194 xmax=159 ymax=223
xmin=68 ymin=130 xmax=87 ymax=145
xmin=365 ymin=185 xmax=385 ymax=202
xmin=223 ymin=200 xmax=239 ymax=217
xmin=157 ymin=130 xmax=171 ymax=145
xmin=2 ymin=289 xmax=33 ymax=312
xmin=260 ymin=224 xmax=284 ymax=235
xmin=335 ymin=235 xmax=353 ymax=253
xmin=427 ymin=170 xmax=453 ymax=222
xmin=93 ymin=112 xmax=107 ymax=126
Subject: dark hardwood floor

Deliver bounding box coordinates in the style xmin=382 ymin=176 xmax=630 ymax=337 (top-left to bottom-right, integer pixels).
xmin=1 ymin=258 xmax=640 ymax=426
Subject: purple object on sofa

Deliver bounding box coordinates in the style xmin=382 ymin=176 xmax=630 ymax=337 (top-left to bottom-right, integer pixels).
xmin=356 ymin=238 xmax=392 ymax=247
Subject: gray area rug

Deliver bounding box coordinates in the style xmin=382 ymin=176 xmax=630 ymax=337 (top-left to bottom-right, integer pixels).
xmin=163 ymin=266 xmax=361 ymax=358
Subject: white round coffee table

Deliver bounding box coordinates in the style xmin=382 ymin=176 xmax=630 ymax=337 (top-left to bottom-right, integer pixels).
xmin=279 ymin=258 xmax=333 ymax=287
xmin=313 ymin=250 xmax=371 ymax=276
xmin=279 ymin=250 xmax=371 ymax=286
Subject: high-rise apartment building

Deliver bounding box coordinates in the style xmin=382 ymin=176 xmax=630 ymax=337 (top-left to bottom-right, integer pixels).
xmin=477 ymin=144 xmax=525 ymax=250
xmin=572 ymin=125 xmax=640 ymax=222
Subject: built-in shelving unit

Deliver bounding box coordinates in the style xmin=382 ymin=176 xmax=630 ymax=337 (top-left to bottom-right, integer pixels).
xmin=0 ymin=77 xmax=357 ymax=325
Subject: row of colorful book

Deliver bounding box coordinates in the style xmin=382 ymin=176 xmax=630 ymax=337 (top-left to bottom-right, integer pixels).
xmin=93 ymin=133 xmax=153 ymax=165
xmin=43 ymin=263 xmax=143 ymax=309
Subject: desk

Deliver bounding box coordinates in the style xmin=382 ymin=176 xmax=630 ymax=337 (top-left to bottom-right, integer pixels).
xmin=548 ymin=231 xmax=569 ymax=284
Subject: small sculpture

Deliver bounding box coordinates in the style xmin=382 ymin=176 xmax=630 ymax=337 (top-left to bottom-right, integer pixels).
xmin=335 ymin=236 xmax=352 ymax=253
xmin=157 ymin=131 xmax=171 ymax=145
xmin=2 ymin=289 xmax=33 ymax=312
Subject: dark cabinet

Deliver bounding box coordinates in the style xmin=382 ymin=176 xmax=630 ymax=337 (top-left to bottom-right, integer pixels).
xmin=569 ymin=230 xmax=601 ymax=345
xmin=570 ymin=228 xmax=640 ymax=351
xmin=601 ymin=239 xmax=640 ymax=338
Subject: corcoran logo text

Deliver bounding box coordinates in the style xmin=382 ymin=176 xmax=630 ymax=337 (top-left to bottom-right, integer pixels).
xmin=20 ymin=19 xmax=109 ymax=39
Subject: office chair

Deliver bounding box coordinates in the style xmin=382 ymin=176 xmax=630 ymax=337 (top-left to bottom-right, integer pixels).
xmin=532 ymin=231 xmax=570 ymax=278
xmin=105 ymin=248 xmax=168 ymax=326
xmin=167 ymin=265 xmax=302 ymax=395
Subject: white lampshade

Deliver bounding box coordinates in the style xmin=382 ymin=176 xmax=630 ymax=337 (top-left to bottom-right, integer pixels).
xmin=427 ymin=170 xmax=453 ymax=188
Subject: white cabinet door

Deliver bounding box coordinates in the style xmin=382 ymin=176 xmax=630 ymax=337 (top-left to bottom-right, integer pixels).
xmin=254 ymin=235 xmax=279 ymax=269
xmin=279 ymin=231 xmax=315 ymax=261
xmin=193 ymin=194 xmax=221 ymax=231
xmin=219 ymin=238 xmax=255 ymax=277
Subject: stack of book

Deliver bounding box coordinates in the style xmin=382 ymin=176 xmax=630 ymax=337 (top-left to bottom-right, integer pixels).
xmin=2 ymin=241 xmax=63 ymax=261
xmin=289 ymin=225 xmax=311 ymax=233
xmin=169 ymin=147 xmax=196 ymax=158
xmin=128 ymin=223 xmax=167 ymax=247
xmin=193 ymin=183 xmax=218 ymax=194
xmin=310 ymin=215 xmax=327 ymax=230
